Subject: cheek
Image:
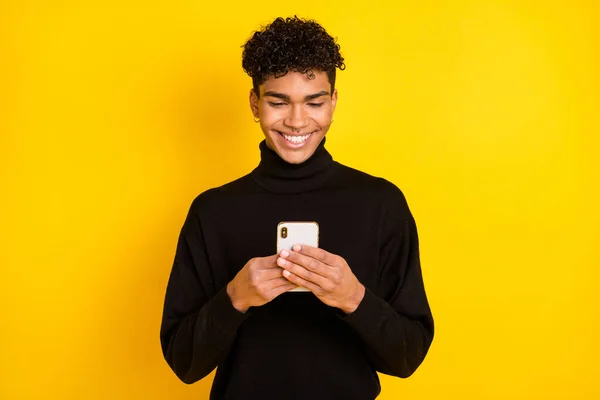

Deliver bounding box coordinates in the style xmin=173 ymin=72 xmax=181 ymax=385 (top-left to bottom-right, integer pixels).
xmin=259 ymin=106 xmax=283 ymax=124
xmin=311 ymin=107 xmax=333 ymax=125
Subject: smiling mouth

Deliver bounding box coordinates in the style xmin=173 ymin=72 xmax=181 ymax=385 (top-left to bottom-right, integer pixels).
xmin=277 ymin=130 xmax=315 ymax=144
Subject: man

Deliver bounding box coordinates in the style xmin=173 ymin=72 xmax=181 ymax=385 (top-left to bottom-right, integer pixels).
xmin=160 ymin=16 xmax=434 ymax=400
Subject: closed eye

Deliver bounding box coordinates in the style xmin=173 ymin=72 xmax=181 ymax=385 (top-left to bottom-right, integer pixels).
xmin=307 ymin=103 xmax=324 ymax=108
xmin=268 ymin=102 xmax=286 ymax=107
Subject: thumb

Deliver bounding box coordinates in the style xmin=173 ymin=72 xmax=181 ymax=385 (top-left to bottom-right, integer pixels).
xmin=259 ymin=253 xmax=280 ymax=268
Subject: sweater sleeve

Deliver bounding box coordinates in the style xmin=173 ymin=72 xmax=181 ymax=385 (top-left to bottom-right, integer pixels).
xmin=339 ymin=187 xmax=434 ymax=378
xmin=159 ymin=197 xmax=248 ymax=384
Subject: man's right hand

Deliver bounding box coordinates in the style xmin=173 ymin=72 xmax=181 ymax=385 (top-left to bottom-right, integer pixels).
xmin=226 ymin=254 xmax=297 ymax=313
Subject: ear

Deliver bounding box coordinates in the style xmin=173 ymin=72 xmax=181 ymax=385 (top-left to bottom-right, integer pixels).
xmin=249 ymin=88 xmax=260 ymax=118
xmin=331 ymin=88 xmax=338 ymax=113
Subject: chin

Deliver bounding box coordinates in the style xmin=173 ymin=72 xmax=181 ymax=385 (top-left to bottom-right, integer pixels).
xmin=267 ymin=131 xmax=324 ymax=164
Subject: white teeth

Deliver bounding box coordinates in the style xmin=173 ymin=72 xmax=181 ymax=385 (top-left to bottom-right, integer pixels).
xmin=281 ymin=132 xmax=311 ymax=144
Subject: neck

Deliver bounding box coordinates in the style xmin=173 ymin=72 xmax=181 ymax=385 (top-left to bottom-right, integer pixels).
xmin=251 ymin=136 xmax=334 ymax=194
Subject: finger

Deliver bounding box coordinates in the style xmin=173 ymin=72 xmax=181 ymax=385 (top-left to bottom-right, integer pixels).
xmin=264 ymin=277 xmax=294 ymax=289
xmin=256 ymin=254 xmax=286 ymax=270
xmin=260 ymin=267 xmax=285 ymax=281
xmin=277 ymin=256 xmax=328 ymax=286
xmin=281 ymin=269 xmax=322 ymax=293
xmin=268 ymin=282 xmax=298 ymax=298
xmin=280 ymin=251 xmax=333 ymax=281
xmin=291 ymin=244 xmax=338 ymax=266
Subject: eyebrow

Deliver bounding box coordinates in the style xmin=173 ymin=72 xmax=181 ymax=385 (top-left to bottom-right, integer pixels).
xmin=263 ymin=90 xmax=330 ymax=102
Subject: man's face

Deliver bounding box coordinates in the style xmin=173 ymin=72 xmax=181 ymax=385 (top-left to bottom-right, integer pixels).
xmin=250 ymin=70 xmax=337 ymax=164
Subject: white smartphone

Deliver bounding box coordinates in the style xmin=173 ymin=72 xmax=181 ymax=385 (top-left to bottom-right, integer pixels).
xmin=276 ymin=221 xmax=319 ymax=292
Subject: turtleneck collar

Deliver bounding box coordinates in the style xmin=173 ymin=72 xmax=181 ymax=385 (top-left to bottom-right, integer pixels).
xmin=251 ymin=136 xmax=334 ymax=194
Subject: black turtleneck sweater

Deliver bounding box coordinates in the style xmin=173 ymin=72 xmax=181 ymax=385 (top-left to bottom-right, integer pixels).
xmin=159 ymin=137 xmax=434 ymax=400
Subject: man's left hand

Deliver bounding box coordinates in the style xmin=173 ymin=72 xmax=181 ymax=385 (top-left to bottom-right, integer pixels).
xmin=277 ymin=244 xmax=365 ymax=314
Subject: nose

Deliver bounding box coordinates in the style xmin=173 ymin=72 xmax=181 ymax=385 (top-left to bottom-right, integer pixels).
xmin=283 ymin=104 xmax=308 ymax=131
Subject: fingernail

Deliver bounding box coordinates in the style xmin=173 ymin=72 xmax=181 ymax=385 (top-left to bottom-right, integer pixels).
xmin=292 ymin=244 xmax=301 ymax=251
xmin=277 ymin=257 xmax=286 ymax=266
xmin=281 ymin=250 xmax=289 ymax=258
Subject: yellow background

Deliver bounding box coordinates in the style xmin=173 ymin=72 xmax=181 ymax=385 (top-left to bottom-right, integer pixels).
xmin=2 ymin=1 xmax=599 ymax=399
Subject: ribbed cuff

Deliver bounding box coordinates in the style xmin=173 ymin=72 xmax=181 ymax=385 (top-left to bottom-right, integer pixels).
xmin=208 ymin=285 xmax=250 ymax=334
xmin=338 ymin=286 xmax=384 ymax=332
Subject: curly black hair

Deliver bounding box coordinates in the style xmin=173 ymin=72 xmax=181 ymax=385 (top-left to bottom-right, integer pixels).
xmin=242 ymin=16 xmax=345 ymax=96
